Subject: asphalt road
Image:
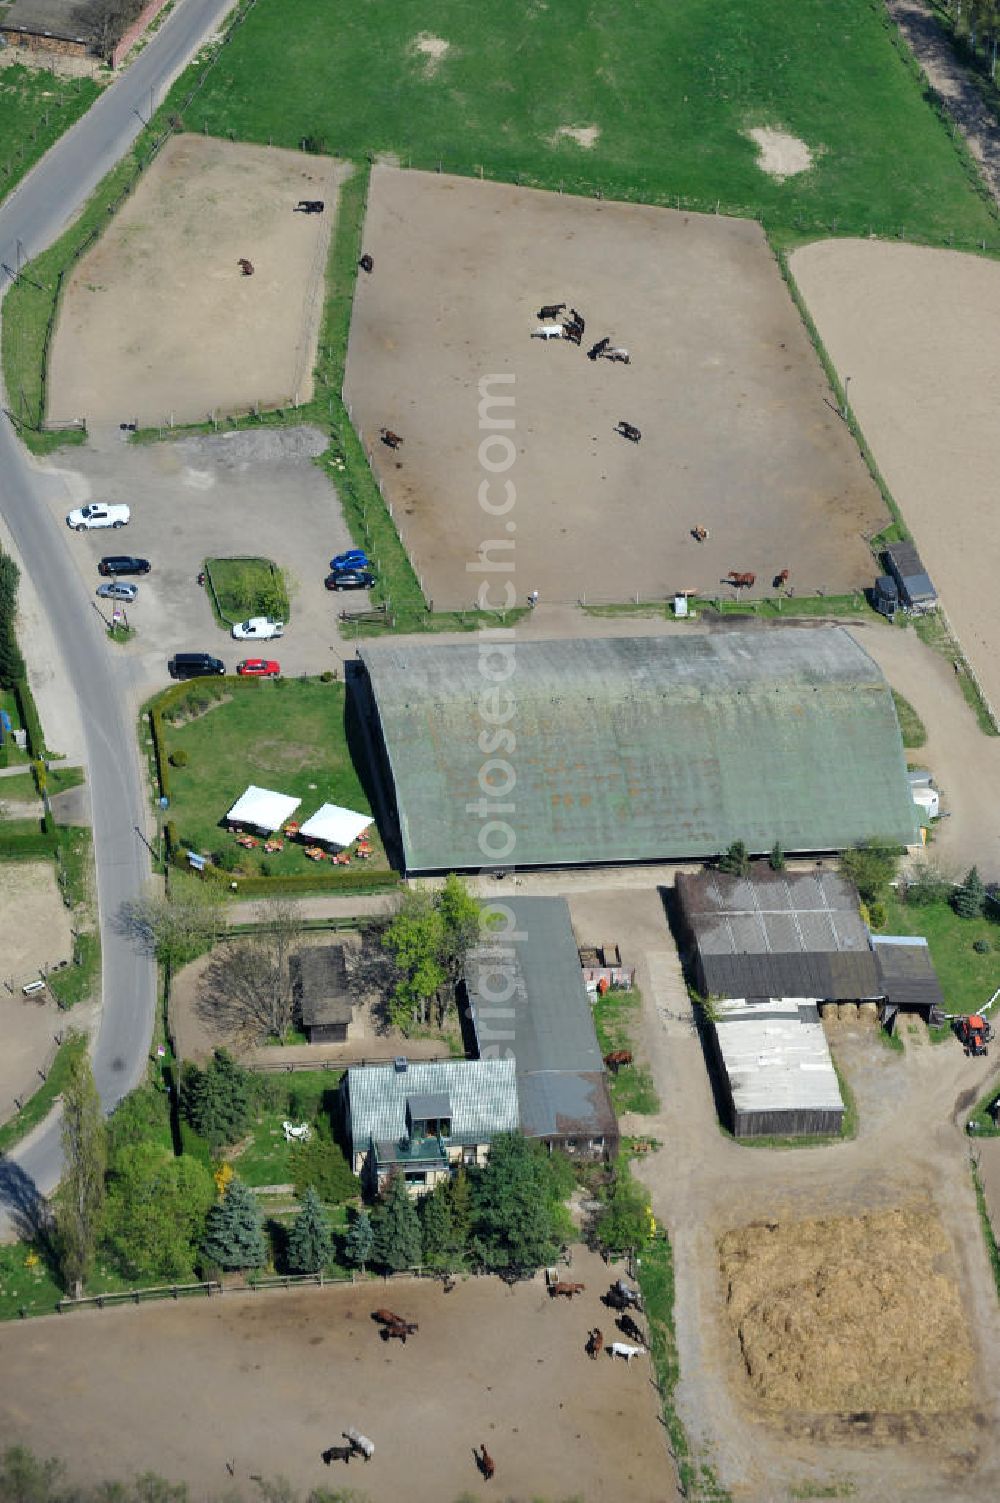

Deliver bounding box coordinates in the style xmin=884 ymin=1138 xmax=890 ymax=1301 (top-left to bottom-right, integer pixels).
xmin=0 ymin=0 xmax=237 ymax=1235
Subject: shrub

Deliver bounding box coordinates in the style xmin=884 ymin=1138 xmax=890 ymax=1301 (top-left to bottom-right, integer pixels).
xmin=867 ymin=899 xmax=888 ymax=930
xmin=289 ymin=1127 xmax=359 ymax=1203
xmin=168 ymin=748 xmax=188 ymax=768
xmin=718 ymin=840 xmax=750 ymax=878
xmin=180 ymin=1050 xmax=254 ymax=1150
xmin=319 ymin=670 xmax=336 ymax=684
xmin=954 ymin=866 xmax=987 ymax=920
xmin=974 ymin=939 xmax=991 ymax=954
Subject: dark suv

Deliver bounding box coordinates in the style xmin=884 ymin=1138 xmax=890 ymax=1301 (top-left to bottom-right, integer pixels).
xmin=169 ymin=652 xmax=225 ymax=680
xmin=99 ymin=555 xmax=150 ymax=576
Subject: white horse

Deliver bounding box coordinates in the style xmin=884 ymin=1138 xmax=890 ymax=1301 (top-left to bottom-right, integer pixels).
xmin=609 ymin=1342 xmax=646 ymax=1363
xmin=343 ymin=1428 xmax=374 ymax=1461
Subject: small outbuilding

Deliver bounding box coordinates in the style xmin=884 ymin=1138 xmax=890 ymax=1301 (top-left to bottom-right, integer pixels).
xmin=226 ymin=785 xmax=301 ymax=834
xmin=708 ymin=997 xmax=845 ymax=1138
xmin=292 ymin=945 xmax=353 ymax=1043
xmin=676 ymin=866 xmax=881 ymax=1003
xmin=871 ymin=935 xmax=946 ymax=1027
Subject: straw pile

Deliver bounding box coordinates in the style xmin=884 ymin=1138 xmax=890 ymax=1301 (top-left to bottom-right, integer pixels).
xmin=719 ymin=1208 xmax=974 ymax=1412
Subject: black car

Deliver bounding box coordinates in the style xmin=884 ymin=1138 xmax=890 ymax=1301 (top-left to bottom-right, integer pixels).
xmin=99 ymin=555 xmax=150 ymax=576
xmin=169 ymin=652 xmax=225 ymax=680
xmin=325 ymin=569 xmax=374 ymax=591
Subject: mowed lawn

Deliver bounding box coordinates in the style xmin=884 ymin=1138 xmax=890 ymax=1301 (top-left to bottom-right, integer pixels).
xmin=174 ymin=0 xmax=997 ymax=239
xmin=883 ymin=895 xmax=1000 ymax=1016
xmin=0 ymin=65 xmax=100 ymax=206
xmin=160 ymin=680 xmax=380 ymax=873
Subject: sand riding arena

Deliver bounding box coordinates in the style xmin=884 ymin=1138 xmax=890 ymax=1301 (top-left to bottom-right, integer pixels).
xmin=344 ymin=166 xmax=888 ymax=609
xmin=47 ymin=136 xmax=346 ymax=427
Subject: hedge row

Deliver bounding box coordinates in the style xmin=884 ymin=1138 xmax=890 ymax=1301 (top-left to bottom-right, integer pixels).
xmin=15 ymin=677 xmax=47 ymax=759
xmin=192 ymin=863 xmax=400 ymax=897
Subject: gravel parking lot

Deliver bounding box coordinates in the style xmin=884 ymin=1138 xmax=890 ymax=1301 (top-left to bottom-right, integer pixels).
xmin=43 ymin=426 xmax=358 ymax=698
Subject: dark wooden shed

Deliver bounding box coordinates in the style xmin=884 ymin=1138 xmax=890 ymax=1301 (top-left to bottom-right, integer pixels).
xmin=293 ymin=946 xmax=353 ymax=1043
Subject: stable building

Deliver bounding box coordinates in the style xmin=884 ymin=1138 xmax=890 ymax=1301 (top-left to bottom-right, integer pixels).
xmin=340 ymin=1057 xmax=519 ymax=1196
xmin=355 ymin=628 xmax=919 ymax=873
xmin=676 ymin=867 xmax=881 ymax=1004
xmin=871 ymin=935 xmax=946 ymax=1028
xmin=709 ymin=998 xmax=845 ymax=1138
xmin=463 ymin=896 xmax=618 ymax=1159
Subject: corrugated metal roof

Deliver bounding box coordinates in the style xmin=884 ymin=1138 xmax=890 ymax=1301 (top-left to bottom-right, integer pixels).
xmin=871 ymin=935 xmax=945 ymax=1010
xmin=885 ymin=542 xmax=936 ymax=605
xmin=465 ymin=896 xmax=614 ymax=1140
xmin=359 ymin=629 xmax=920 ymax=872
xmin=714 ymin=998 xmax=844 ymax=1114
xmin=678 ymin=867 xmax=881 ymax=999
xmin=346 ymin=1059 xmax=518 ymax=1152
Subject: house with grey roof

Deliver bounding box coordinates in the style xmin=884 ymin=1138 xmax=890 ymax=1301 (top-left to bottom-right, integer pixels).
xmin=355 ymin=627 xmax=920 ymax=873
xmin=340 ymin=1057 xmax=519 ymax=1196
xmin=463 ymin=896 xmax=618 ymax=1159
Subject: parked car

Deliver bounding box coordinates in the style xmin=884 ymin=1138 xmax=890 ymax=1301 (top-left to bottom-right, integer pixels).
xmin=236 ymin=658 xmax=280 ymax=677
xmin=67 ymin=503 xmax=130 ymax=531
xmin=169 ymin=652 xmax=225 ymax=680
xmin=97 ymin=581 xmax=139 ymax=602
xmin=98 ymin=555 xmax=150 ymax=576
xmin=231 ymin=616 xmax=284 ymax=641
xmin=326 ymin=569 xmax=374 ymax=591
xmin=329 ymin=549 xmax=370 ymax=572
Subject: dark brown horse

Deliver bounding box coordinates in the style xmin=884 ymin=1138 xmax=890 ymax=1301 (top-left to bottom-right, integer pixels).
xmin=586 ymin=1327 xmax=604 ymax=1359
xmin=477 ymin=1443 xmax=496 ymax=1480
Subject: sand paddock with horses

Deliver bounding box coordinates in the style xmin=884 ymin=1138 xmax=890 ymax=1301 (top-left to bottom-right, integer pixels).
xmin=47 ymin=135 xmax=345 ymax=427
xmin=344 ymin=166 xmax=887 ymax=610
xmin=0 ymin=1249 xmax=669 ymax=1500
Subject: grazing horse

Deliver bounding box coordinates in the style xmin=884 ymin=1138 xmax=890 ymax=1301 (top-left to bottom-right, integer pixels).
xmin=773 ymin=568 xmax=790 ymax=588
xmin=569 ymin=307 xmax=585 ymax=332
xmin=358 ymin=253 xmax=374 ymax=273
xmin=343 ymin=1429 xmax=375 ymax=1461
xmin=726 ymin=571 xmax=756 ymax=589
xmin=371 ymin=1308 xmax=406 ymax=1327
xmin=561 ymin=322 xmax=582 ymax=345
xmin=692 ymin=526 xmax=709 ymax=543
xmin=477 ymin=1444 xmax=496 ymax=1480
xmin=609 ymin=1342 xmax=646 ymax=1362
xmin=586 ymin=1327 xmax=604 ymax=1360
xmin=549 ymin=1281 xmax=586 ymax=1299
xmin=237 ymin=258 xmax=254 ymax=276
xmin=380 ymin=428 xmax=403 ymax=449
xmin=322 ymin=1446 xmax=354 ymax=1466
xmin=380 ymin=1319 xmax=418 ymax=1342
xmin=587 ymin=337 xmax=610 ymax=361
xmin=617 ymin=1312 xmax=645 ymax=1345
xmin=604 ymin=1049 xmax=633 ymax=1073
xmin=532 ymin=324 xmax=564 ymax=340
xmin=615 ymin=421 xmax=641 ymax=443
xmin=602 ymin=347 xmax=631 ymax=364
xmin=537 ymin=302 xmax=566 ymax=319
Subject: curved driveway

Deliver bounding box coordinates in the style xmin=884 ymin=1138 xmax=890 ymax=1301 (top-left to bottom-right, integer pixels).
xmin=0 ymin=0 xmax=237 ymax=1232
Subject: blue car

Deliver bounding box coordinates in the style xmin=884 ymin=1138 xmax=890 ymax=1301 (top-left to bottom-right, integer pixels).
xmin=329 ymin=549 xmax=369 ymax=572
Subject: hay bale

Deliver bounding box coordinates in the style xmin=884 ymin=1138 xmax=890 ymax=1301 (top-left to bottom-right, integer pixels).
xmin=858 ymin=1001 xmax=878 ymax=1025
xmin=718 ymin=1207 xmax=974 ymax=1414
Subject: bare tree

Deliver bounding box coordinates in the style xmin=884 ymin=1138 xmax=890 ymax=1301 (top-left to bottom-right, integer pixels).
xmin=118 ymin=885 xmax=224 ymax=971
xmin=195 ymin=899 xmax=302 ymax=1045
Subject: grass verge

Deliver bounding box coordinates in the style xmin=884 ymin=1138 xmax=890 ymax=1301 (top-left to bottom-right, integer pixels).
xmin=0 ymin=1032 xmax=87 ymax=1154
xmin=972 ymin=1156 xmax=1000 ymax=1300
xmin=891 ymin=689 xmax=928 ymax=749
xmin=592 ymin=985 xmax=659 ymax=1115
xmin=966 ymin=1082 xmax=1000 ymax=1138
xmin=204 ymin=556 xmax=290 ymax=628
xmin=639 ymin=1234 xmax=732 ymax=1502
xmin=913 ymin=611 xmax=1000 ymax=735
xmin=0 ymin=66 xmax=101 ymax=210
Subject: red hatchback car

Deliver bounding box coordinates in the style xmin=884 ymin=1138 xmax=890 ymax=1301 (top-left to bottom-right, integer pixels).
xmin=236 ymin=658 xmax=280 ymax=677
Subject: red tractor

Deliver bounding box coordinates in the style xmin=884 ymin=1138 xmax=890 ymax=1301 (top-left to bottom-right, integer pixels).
xmin=956 ymin=1014 xmax=994 ymax=1056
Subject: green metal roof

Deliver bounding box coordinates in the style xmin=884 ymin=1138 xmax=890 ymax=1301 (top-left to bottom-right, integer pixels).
xmin=359 ymin=628 xmax=920 ymax=872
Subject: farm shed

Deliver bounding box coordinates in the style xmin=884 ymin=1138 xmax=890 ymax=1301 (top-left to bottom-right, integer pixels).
xmin=463 ymin=896 xmax=618 ymax=1159
xmin=340 ymin=1057 xmax=519 ymax=1196
xmin=871 ymin=935 xmax=945 ymax=1025
xmin=0 ymin=0 xmax=99 ymax=53
xmin=708 ymin=998 xmax=845 ymax=1138
xmin=355 ymin=628 xmax=919 ymax=873
xmin=292 ymin=945 xmax=353 ymax=1043
xmin=676 ymin=866 xmax=881 ymax=1002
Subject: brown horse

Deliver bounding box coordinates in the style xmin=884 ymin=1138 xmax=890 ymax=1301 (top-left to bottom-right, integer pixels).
xmin=586 ymin=1327 xmax=604 ymax=1360
xmin=604 ymin=1050 xmax=633 ymax=1073
xmin=549 ymin=1281 xmax=586 ymax=1299
xmin=477 ymin=1444 xmax=496 ymax=1480
xmin=371 ymin=1308 xmax=406 ymax=1326
xmin=726 ymin=571 xmax=755 ymax=589
xmin=237 ymin=258 xmax=254 ymax=276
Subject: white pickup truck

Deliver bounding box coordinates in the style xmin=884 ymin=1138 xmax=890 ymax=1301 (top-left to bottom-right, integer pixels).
xmin=67 ymin=502 xmax=130 ymax=532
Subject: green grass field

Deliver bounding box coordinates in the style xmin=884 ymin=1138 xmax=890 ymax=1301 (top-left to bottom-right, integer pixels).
xmin=0 ymin=65 xmax=101 ymax=208
xmin=171 ymin=0 xmax=997 ymax=242
xmin=592 ymin=985 xmax=660 ymax=1115
xmin=158 ymin=679 xmax=380 ymax=874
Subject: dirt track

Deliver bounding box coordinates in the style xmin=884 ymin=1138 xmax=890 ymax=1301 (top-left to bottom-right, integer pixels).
xmin=48 ymin=136 xmax=344 ymax=426
xmin=790 ymin=238 xmax=1000 ymax=723
xmin=346 ymin=167 xmax=886 ymax=609
xmin=0 ymin=1249 xmax=668 ymax=1502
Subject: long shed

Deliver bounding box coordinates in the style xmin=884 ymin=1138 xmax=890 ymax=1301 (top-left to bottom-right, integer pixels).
xmin=709 ymin=998 xmax=845 ymax=1138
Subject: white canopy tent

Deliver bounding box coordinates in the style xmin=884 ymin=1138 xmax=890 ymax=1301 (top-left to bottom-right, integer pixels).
xmin=226 ymin=785 xmax=302 ymax=833
xmin=297 ymin=803 xmax=372 ymax=849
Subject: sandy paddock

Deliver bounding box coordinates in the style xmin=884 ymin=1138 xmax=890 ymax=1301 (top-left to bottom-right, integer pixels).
xmin=790 ymin=238 xmax=1000 ymax=718
xmin=0 ymin=860 xmax=72 ymax=985
xmin=0 ymin=1250 xmax=670 ymax=1501
xmin=48 ymin=136 xmax=346 ymax=426
xmin=344 ymin=167 xmax=887 ymax=609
